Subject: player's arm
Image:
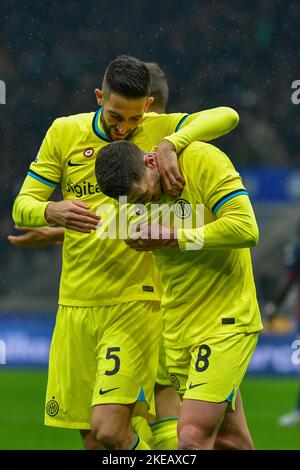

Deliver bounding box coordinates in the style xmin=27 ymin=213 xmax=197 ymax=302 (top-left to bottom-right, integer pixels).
xmin=156 ymin=107 xmax=239 ymax=198
xmin=12 ymin=120 xmax=99 ymax=233
xmin=163 ymin=107 xmax=239 ymax=152
xmin=7 ymin=226 xmax=65 ymax=247
xmin=127 ymin=195 xmax=258 ymax=252
xmin=177 ymin=195 xmax=259 ymax=251
xmin=13 ymin=175 xmax=99 ymax=233
xmin=177 ymin=146 xmax=258 ymax=251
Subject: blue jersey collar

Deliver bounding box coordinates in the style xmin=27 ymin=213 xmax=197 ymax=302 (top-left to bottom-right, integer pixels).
xmin=92 ymin=108 xmax=111 ymax=142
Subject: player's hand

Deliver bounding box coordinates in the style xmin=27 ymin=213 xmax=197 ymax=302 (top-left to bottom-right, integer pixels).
xmin=45 ymin=199 xmax=100 ymax=233
xmin=125 ymin=223 xmax=178 ymax=251
xmin=156 ymin=140 xmax=185 ymax=199
xmin=7 ymin=226 xmax=65 ymax=248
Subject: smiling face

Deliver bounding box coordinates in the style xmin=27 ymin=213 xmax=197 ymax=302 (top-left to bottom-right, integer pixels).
xmin=95 ymin=90 xmax=153 ymax=141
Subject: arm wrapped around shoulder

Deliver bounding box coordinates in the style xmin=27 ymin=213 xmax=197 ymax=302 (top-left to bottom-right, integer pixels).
xmin=163 ymin=107 xmax=239 ymax=153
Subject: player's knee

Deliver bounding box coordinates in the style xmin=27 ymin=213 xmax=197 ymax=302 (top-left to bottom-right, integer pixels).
xmin=215 ymin=432 xmax=254 ymax=450
xmin=91 ymin=418 xmax=125 ymax=450
xmin=80 ymin=429 xmax=103 ymax=450
xmin=236 ymin=433 xmax=254 ymax=450
xmin=178 ymin=423 xmax=214 ymax=450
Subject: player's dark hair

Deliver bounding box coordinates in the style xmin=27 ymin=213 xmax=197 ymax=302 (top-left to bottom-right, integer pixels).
xmin=102 ymin=55 xmax=151 ymax=98
xmin=144 ymin=62 xmax=169 ymax=112
xmin=95 ymin=141 xmax=146 ymax=199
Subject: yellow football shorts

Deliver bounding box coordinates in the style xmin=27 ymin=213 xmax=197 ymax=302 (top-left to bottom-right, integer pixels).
xmin=166 ymin=332 xmax=259 ymax=410
xmin=45 ymin=301 xmax=161 ymax=429
xmin=156 ymin=336 xmax=172 ymax=387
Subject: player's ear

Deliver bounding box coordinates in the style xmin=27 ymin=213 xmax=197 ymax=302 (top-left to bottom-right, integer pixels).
xmin=144 ymin=153 xmax=157 ymax=169
xmin=145 ymin=96 xmax=154 ymax=111
xmin=95 ymin=89 xmax=104 ymax=107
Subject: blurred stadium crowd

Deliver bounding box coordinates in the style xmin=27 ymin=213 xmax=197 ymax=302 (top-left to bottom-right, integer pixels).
xmin=1 ymin=0 xmax=299 ymax=307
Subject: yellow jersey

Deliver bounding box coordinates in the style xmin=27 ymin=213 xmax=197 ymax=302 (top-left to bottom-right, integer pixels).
xmin=13 ymin=108 xmax=238 ymax=307
xmin=154 ymin=142 xmax=263 ymax=348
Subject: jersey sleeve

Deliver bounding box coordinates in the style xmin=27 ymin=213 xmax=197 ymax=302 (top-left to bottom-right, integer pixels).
xmin=194 ymin=144 xmax=246 ymax=212
xmin=177 ymin=194 xmax=259 ymax=251
xmin=12 ymin=120 xmax=62 ymax=227
xmin=144 ymin=111 xmax=190 ymax=145
xmin=28 ymin=119 xmax=62 ymax=186
xmin=177 ymin=144 xmax=258 ymax=250
xmin=163 ymin=107 xmax=239 ymax=153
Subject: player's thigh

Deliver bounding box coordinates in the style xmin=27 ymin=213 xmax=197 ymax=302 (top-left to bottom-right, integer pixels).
xmin=80 ymin=430 xmax=104 ymax=450
xmin=179 ymin=398 xmax=228 ymax=439
xmin=92 ymin=301 xmax=161 ymax=414
xmin=91 ymin=403 xmax=135 ymax=442
xmin=214 ymin=390 xmax=254 ymax=450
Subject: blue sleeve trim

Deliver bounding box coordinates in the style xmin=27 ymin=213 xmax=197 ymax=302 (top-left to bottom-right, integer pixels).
xmin=129 ymin=434 xmax=140 ymax=450
xmin=212 ymin=190 xmax=248 ymax=214
xmin=28 ymin=170 xmax=59 ymax=187
xmin=175 ymin=114 xmax=189 ymax=132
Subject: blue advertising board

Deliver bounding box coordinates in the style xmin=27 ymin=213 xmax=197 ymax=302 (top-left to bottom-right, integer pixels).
xmin=1 ymin=315 xmax=300 ymax=375
xmin=240 ymin=168 xmax=300 ymax=203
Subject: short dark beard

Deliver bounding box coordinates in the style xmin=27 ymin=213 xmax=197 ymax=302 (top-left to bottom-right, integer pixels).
xmin=100 ymin=113 xmax=137 ymax=142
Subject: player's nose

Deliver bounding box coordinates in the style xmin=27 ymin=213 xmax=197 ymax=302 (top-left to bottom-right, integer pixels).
xmin=116 ymin=122 xmax=130 ymax=134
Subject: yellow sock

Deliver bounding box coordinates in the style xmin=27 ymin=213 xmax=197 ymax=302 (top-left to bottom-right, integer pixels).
xmin=129 ymin=433 xmax=151 ymax=450
xmin=131 ymin=416 xmax=153 ymax=448
xmin=151 ymin=417 xmax=178 ymax=450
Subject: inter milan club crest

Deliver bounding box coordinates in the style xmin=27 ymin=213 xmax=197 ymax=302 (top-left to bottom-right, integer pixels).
xmin=83 ymin=148 xmax=94 ymax=158
xmin=46 ymin=398 xmax=59 ymax=417
xmin=170 ymin=374 xmax=181 ymax=391
xmin=174 ymin=198 xmax=192 ymax=219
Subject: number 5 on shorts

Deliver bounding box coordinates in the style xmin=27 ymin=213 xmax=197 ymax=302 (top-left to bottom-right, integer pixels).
xmin=105 ymin=347 xmax=121 ymax=375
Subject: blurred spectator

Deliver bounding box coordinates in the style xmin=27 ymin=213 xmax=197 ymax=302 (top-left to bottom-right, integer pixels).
xmin=265 ymin=219 xmax=300 ymax=426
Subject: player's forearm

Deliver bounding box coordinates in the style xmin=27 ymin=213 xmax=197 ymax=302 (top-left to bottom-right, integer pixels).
xmin=48 ymin=227 xmax=65 ymax=242
xmin=177 ymin=197 xmax=259 ymax=251
xmin=13 ymin=194 xmax=52 ymax=227
xmin=12 ymin=175 xmax=57 ymax=227
xmin=163 ymin=107 xmax=239 ymax=153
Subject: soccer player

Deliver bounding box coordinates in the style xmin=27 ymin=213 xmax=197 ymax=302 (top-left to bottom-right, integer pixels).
xmin=12 ymin=55 xmax=239 ymax=450
xmin=8 ymin=61 xmax=179 ymax=450
xmin=95 ymin=139 xmax=263 ymax=450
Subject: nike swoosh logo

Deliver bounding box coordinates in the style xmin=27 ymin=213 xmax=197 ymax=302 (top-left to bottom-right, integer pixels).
xmin=99 ymin=386 xmax=120 ymax=396
xmin=68 ymin=160 xmax=86 ymax=167
xmin=189 ymin=382 xmax=208 ymax=389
